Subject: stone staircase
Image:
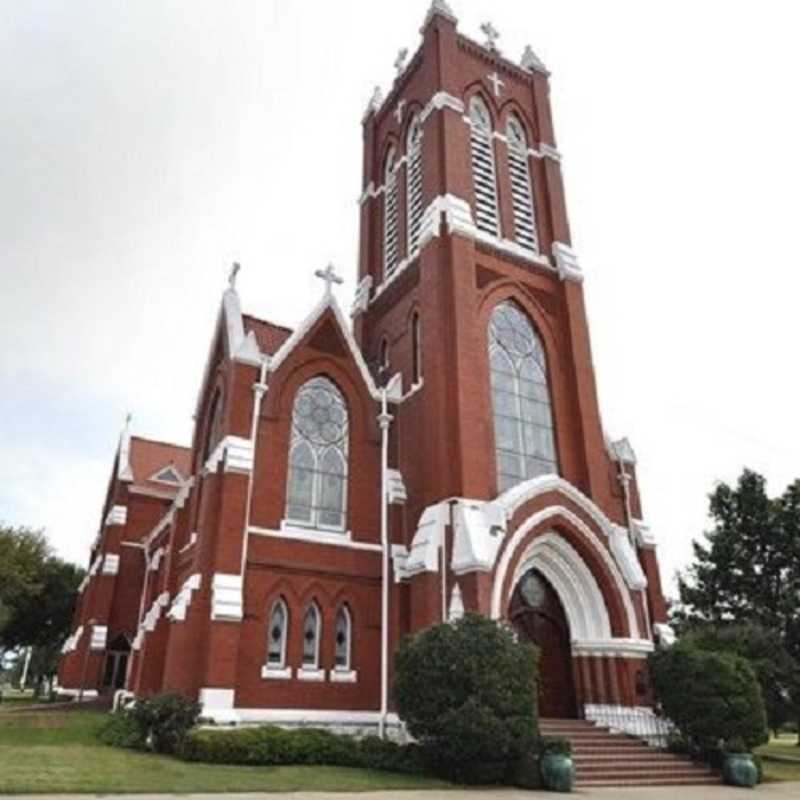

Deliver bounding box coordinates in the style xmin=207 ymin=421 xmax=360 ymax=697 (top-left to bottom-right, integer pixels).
xmin=540 ymin=718 xmax=720 ymax=788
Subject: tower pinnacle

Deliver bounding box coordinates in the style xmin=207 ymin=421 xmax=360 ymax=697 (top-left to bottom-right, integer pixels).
xmin=422 ymin=0 xmax=457 ymax=30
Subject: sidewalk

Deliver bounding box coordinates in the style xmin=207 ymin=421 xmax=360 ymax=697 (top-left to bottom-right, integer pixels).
xmin=3 ymin=786 xmax=799 ymax=800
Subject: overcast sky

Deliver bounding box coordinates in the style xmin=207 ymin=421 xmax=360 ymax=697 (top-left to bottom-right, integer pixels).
xmin=1 ymin=0 xmax=798 ymax=597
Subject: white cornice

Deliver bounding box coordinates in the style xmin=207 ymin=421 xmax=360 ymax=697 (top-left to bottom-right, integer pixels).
xmin=250 ymin=524 xmax=382 ymax=553
xmin=105 ymin=505 xmax=127 ymax=527
xmin=204 ymin=435 xmax=255 ymax=475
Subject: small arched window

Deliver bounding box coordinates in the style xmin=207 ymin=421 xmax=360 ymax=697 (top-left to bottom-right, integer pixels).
xmin=383 ymin=147 xmax=400 ymax=279
xmin=334 ymin=605 xmax=352 ymax=671
xmin=488 ymin=302 xmax=557 ymax=492
xmin=506 ymin=116 xmax=539 ymax=253
xmin=286 ymin=377 xmax=349 ymax=530
xmin=469 ymin=97 xmax=499 ymax=236
xmin=267 ymin=598 xmax=288 ymax=668
xmin=406 ymin=117 xmax=424 ymax=254
xmin=411 ymin=312 xmax=422 ymax=385
xmin=302 ymin=602 xmax=321 ymax=669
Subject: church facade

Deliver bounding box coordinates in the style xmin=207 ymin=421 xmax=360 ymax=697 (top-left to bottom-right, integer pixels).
xmin=58 ymin=0 xmax=671 ymax=733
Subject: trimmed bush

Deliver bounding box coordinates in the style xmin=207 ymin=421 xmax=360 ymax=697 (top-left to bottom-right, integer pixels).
xmin=393 ymin=613 xmax=539 ymax=783
xmin=129 ymin=693 xmax=202 ymax=754
xmin=650 ymin=643 xmax=768 ymax=753
xmin=98 ymin=711 xmax=147 ymax=750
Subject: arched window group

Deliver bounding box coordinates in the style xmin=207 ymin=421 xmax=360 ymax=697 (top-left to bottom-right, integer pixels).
xmin=488 ymin=301 xmax=557 ymax=492
xmin=286 ymin=377 xmax=349 ymax=530
xmin=382 ymin=114 xmax=425 ymax=282
xmin=265 ymin=597 xmax=353 ymax=675
xmin=469 ymin=97 xmax=540 ymax=253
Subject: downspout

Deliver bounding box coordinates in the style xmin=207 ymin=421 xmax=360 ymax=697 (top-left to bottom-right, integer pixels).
xmin=239 ymin=355 xmax=269 ymax=578
xmin=377 ymin=388 xmax=393 ymax=739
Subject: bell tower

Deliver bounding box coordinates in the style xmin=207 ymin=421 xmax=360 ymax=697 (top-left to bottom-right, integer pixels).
xmin=353 ymin=1 xmax=630 ymax=557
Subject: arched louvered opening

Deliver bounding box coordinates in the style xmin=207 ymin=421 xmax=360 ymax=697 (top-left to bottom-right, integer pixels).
xmin=302 ymin=602 xmax=322 ymax=670
xmin=383 ymin=147 xmax=400 ymax=279
xmin=506 ymin=115 xmax=539 ymax=253
xmin=411 ymin=312 xmax=422 ymax=385
xmin=469 ymin=97 xmax=500 ymax=236
xmin=285 ymin=377 xmax=349 ymax=530
xmin=334 ymin=605 xmax=352 ymax=672
xmin=267 ymin=598 xmax=289 ymax=669
xmin=488 ymin=301 xmax=558 ymax=493
xmin=406 ymin=117 xmax=424 ymax=255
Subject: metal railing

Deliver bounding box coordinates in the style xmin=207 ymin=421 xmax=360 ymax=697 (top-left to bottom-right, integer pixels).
xmin=583 ymin=703 xmax=674 ymax=750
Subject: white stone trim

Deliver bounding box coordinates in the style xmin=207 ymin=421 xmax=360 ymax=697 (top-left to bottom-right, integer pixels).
xmin=101 ymin=553 xmax=120 ymax=576
xmin=105 ymin=505 xmax=128 ymax=526
xmin=167 ymin=574 xmax=201 ymax=622
xmin=117 ymin=418 xmax=134 ymax=482
xmin=552 ymin=241 xmax=583 ymax=283
xmin=297 ymin=668 xmax=326 ymax=682
xmin=61 ymin=625 xmax=84 ymax=654
xmin=203 ymin=707 xmax=402 ymax=730
xmin=330 ymin=669 xmax=358 ymax=683
xmin=448 ymin=583 xmax=465 ymax=622
xmin=250 ymin=524 xmax=382 ymax=553
xmin=56 ymin=688 xmax=99 ymax=699
xmin=90 ymin=625 xmax=108 ymax=651
xmin=633 ymin=519 xmax=657 ymax=549
xmin=261 ymin=666 xmax=293 ymax=680
xmin=205 ymin=435 xmax=254 ymax=475
xmin=350 ymin=275 xmax=373 ymax=317
xmin=572 ymin=638 xmax=654 ymax=658
xmin=211 ymin=573 xmax=243 ymax=621
xmin=179 ymin=532 xmax=198 ymax=554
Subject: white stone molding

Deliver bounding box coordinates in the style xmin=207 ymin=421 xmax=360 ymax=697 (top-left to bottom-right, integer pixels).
xmin=350 ymin=275 xmax=373 ymax=316
xmin=552 ymin=241 xmax=583 ymax=283
xmin=211 ymin=573 xmax=244 ymax=621
xmin=298 ymin=668 xmax=326 ymax=682
xmin=204 ymin=435 xmax=255 ymax=475
xmin=101 ymin=553 xmax=120 ymax=576
xmin=330 ymin=669 xmax=358 ymax=683
xmin=198 ymin=688 xmax=238 ymax=723
xmin=451 ymin=499 xmax=508 ymax=575
xmin=117 ymin=417 xmax=134 ymax=482
xmin=420 ymin=91 xmax=464 ymax=123
xmin=179 ymin=532 xmax=198 ymax=554
xmin=167 ymin=574 xmax=201 ymax=622
xmin=403 ymin=503 xmax=448 ymax=576
xmin=56 ymin=688 xmax=99 ymax=699
xmin=609 ymin=436 xmax=637 ymax=465
xmin=572 ymin=638 xmax=654 ymax=659
xmin=362 ymin=85 xmax=384 ymax=122
xmin=105 ymin=505 xmax=128 ymax=527
xmin=448 ymin=583 xmax=465 ymax=622
xmin=387 ymin=469 xmax=408 ymax=505
xmin=250 ymin=524 xmax=382 ymax=553
xmin=521 ymin=45 xmax=548 ymax=76
xmin=61 ymin=625 xmax=84 ymax=654
xmin=391 ymin=544 xmax=410 ymax=583
xmin=608 ymin=524 xmax=648 ymax=590
xmin=149 ymin=547 xmax=165 ymax=572
xmin=140 ymin=592 xmax=171 ymax=640
xmin=203 ymin=706 xmax=403 ymax=733
xmin=261 ymin=666 xmax=293 ymax=680
xmin=632 ymin=519 xmax=657 ymax=550
xmin=539 ymin=143 xmax=562 ymax=163
xmin=89 ymin=625 xmax=108 ymax=651
xmin=653 ymin=622 xmax=677 ymax=647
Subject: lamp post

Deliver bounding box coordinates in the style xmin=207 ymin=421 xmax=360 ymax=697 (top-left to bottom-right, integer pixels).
xmin=78 ymin=618 xmax=97 ymax=703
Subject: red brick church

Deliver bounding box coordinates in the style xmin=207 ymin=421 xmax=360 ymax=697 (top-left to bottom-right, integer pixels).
xmin=58 ymin=0 xmax=673 ymax=735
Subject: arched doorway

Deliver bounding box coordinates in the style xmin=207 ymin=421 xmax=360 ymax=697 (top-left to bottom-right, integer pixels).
xmin=509 ymin=568 xmax=577 ymax=719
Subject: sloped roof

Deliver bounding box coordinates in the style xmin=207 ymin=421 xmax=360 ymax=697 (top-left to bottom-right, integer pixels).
xmin=242 ymin=314 xmax=293 ymax=356
xmin=128 ymin=436 xmax=191 ymax=494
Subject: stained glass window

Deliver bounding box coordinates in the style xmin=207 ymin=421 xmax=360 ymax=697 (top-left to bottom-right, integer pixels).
xmin=302 ymin=603 xmax=321 ymax=668
xmin=334 ymin=606 xmax=352 ymax=670
xmin=285 ymin=377 xmax=349 ymax=529
xmin=267 ymin=599 xmax=288 ymax=667
xmin=489 ymin=302 xmax=557 ymax=492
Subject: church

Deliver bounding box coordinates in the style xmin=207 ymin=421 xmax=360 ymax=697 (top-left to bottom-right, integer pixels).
xmin=58 ymin=0 xmax=672 ymax=736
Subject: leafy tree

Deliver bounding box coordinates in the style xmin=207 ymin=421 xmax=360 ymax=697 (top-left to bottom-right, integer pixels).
xmin=650 ymin=643 xmax=768 ymax=752
xmin=393 ymin=613 xmax=539 ymax=783
xmin=673 ymin=470 xmax=800 ymax=742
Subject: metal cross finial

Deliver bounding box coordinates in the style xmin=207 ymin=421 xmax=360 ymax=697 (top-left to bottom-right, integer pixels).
xmin=315 ymin=263 xmax=344 ymax=297
xmin=125 ymin=412 xmax=132 ymax=426
xmin=394 ymin=48 xmax=408 ymax=76
xmin=228 ymin=261 xmax=241 ymax=289
xmin=480 ymin=21 xmax=500 ymax=51
xmin=487 ymin=71 xmax=505 ymax=98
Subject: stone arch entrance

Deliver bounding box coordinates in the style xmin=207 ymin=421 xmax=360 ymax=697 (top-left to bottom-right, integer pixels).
xmin=510 ymin=569 xmax=577 ymax=718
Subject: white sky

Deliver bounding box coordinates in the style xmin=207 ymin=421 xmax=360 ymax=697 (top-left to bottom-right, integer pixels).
xmin=1 ymin=0 xmax=798 ymax=599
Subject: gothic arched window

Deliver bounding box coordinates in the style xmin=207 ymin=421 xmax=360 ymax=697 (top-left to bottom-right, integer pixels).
xmin=384 ymin=147 xmax=400 ymax=279
xmin=302 ymin=602 xmax=321 ymax=669
xmin=406 ymin=117 xmax=424 ymax=254
xmin=266 ymin=598 xmax=288 ymax=668
xmin=488 ymin=302 xmax=557 ymax=492
xmin=506 ymin=115 xmax=539 ymax=253
xmin=411 ymin=312 xmax=422 ymax=385
xmin=285 ymin=377 xmax=349 ymax=530
xmin=334 ymin=605 xmax=352 ymax=671
xmin=469 ymin=97 xmax=499 ymax=236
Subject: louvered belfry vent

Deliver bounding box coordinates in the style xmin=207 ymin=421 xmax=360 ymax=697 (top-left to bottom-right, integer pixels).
xmin=383 ymin=148 xmax=400 ymax=278
xmin=507 ymin=116 xmax=539 ymax=252
xmin=406 ymin=118 xmax=424 ymax=254
xmin=469 ymin=98 xmax=500 ymax=237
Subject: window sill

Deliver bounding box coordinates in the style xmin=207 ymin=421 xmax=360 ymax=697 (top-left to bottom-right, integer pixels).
xmin=297 ymin=668 xmax=326 ymax=682
xmin=330 ymin=669 xmax=358 ymax=683
xmin=261 ymin=666 xmax=292 ymax=680
xmin=280 ymin=522 xmax=352 ymax=544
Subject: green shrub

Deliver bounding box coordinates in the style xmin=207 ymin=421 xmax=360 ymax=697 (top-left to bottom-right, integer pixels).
xmin=393 ymin=613 xmax=539 ymax=784
xmin=129 ymin=692 xmax=201 ymax=754
xmin=507 ymin=750 xmax=542 ymax=790
xmin=650 ymin=643 xmax=768 ymax=753
xmin=98 ymin=711 xmax=147 ymax=750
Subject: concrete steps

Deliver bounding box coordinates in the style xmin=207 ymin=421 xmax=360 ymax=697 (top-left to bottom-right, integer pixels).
xmin=540 ymin=717 xmax=720 ymax=788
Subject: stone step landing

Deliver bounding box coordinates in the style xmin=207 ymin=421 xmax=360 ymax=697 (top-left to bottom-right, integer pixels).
xmin=540 ymin=717 xmax=719 ymax=788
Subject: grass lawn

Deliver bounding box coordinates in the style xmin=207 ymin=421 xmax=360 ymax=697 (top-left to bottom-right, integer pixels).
xmin=757 ymin=734 xmax=800 ymax=783
xmin=0 ymin=711 xmax=451 ymax=794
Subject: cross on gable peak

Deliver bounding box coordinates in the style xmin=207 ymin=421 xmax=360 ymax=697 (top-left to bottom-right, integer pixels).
xmin=228 ymin=261 xmax=241 ymax=289
xmin=315 ymin=263 xmax=344 ymax=297
xmin=480 ymin=21 xmax=500 ymax=51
